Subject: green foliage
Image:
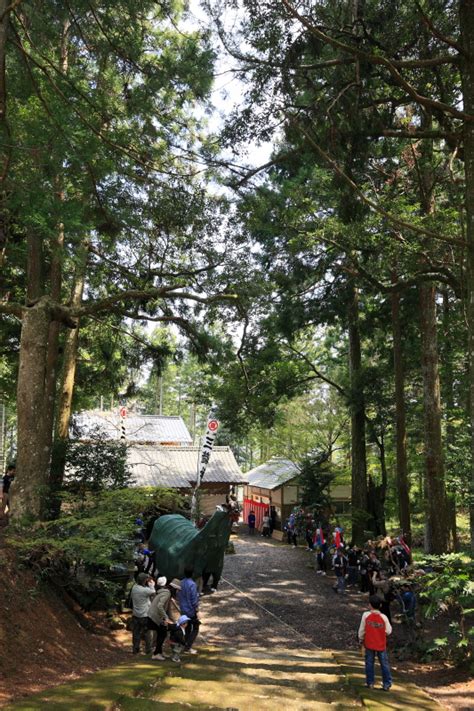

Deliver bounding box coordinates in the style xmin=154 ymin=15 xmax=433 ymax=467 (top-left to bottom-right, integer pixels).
xmin=298 ymin=450 xmax=335 ymax=519
xmin=417 ymin=554 xmax=474 ymax=665
xmin=7 ymin=487 xmax=184 ymax=610
xmin=64 ymin=427 xmax=133 ymax=496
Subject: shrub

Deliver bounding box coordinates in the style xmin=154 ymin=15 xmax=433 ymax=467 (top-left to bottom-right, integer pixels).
xmin=416 ymin=553 xmax=474 ymax=666
xmin=7 ymin=487 xmax=185 ymax=610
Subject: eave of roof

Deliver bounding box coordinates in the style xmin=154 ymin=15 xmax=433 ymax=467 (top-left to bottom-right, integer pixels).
xmin=127 ymin=445 xmax=246 ymax=488
xmin=245 ymin=457 xmax=300 ymax=490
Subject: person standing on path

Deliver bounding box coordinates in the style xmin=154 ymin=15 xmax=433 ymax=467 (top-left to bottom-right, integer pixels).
xmin=358 ymin=595 xmax=393 ymax=691
xmin=247 ymin=510 xmax=256 ymax=535
xmin=179 ymin=569 xmax=200 ymax=654
xmin=332 ymin=547 xmax=348 ymax=594
xmin=286 ymin=513 xmax=297 ymax=547
xmin=347 ymin=545 xmax=360 ymax=587
xmin=131 ymin=573 xmax=155 ymax=655
xmin=359 ymin=550 xmax=370 ymax=593
xmin=262 ymin=512 xmax=271 ymax=537
xmin=269 ymin=507 xmax=276 ymax=536
xmin=305 ymin=518 xmax=315 ymax=550
xmin=147 ymin=576 xmax=172 ymax=660
xmin=1 ymin=464 xmax=15 ymax=516
xmin=367 ymin=551 xmax=381 ymax=595
xmin=373 ymin=571 xmax=394 ymax=623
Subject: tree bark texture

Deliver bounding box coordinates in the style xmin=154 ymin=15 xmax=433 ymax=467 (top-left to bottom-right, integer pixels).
xmin=348 ymin=283 xmax=368 ymax=544
xmin=442 ymin=290 xmax=458 ymax=551
xmin=459 ymin=0 xmax=474 ymax=553
xmin=0 ymin=0 xmax=10 ymax=184
xmin=14 ymin=299 xmax=53 ymax=518
xmin=49 ymin=254 xmax=86 ymax=518
xmin=43 ymin=221 xmax=65 ymax=477
xmin=419 ymin=283 xmax=448 ymax=553
xmin=391 ymin=286 xmax=411 ymax=540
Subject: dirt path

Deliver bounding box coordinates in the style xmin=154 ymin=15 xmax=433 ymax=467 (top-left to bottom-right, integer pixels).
xmin=199 ymin=534 xmax=473 ymax=711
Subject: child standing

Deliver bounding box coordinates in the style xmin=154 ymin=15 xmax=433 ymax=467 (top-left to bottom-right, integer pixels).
xmin=168 ymin=615 xmax=190 ymax=662
xmin=358 ymin=595 xmax=393 ymax=691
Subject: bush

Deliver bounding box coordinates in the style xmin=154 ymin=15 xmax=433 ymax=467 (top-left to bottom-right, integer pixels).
xmin=416 ymin=553 xmax=474 ymax=666
xmin=298 ymin=449 xmax=335 ymax=518
xmin=64 ymin=427 xmax=134 ymax=496
xmin=7 ymin=487 xmax=185 ymax=610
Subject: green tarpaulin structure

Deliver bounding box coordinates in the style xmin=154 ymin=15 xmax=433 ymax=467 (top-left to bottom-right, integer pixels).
xmin=149 ymin=509 xmax=233 ymax=580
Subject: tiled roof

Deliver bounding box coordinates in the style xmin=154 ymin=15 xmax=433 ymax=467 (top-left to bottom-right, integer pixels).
xmin=127 ymin=445 xmax=245 ymax=488
xmin=245 ymin=457 xmax=300 ymax=490
xmin=72 ymin=411 xmax=192 ymax=444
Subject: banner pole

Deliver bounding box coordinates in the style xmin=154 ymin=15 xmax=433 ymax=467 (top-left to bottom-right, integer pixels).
xmin=191 ymin=406 xmax=219 ymax=524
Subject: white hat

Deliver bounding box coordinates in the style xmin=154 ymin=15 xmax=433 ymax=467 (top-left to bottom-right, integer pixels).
xmin=156 ymin=576 xmax=167 ymax=587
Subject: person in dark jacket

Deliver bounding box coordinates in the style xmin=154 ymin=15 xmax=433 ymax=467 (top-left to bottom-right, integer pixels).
xmin=179 ymin=569 xmax=200 ymax=654
xmin=247 ymin=511 xmax=256 ymax=535
xmin=367 ymin=551 xmax=381 ymax=595
xmin=1 ymin=464 xmax=15 ymax=515
xmin=332 ymin=547 xmax=348 ymax=594
xmin=359 ymin=550 xmax=370 ymax=593
xmin=347 ymin=546 xmax=360 ymax=587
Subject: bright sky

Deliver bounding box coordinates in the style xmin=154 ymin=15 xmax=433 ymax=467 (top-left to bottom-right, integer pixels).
xmin=186 ymin=0 xmax=273 ymax=169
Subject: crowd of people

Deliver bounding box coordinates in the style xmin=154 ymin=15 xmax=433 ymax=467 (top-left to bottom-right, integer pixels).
xmin=314 ymin=524 xmax=416 ymax=690
xmin=129 ymin=569 xmax=201 ymax=663
xmin=247 ymin=508 xmax=418 ymax=691
xmin=130 ymin=504 xmax=420 ymax=692
xmin=129 ymin=517 xmax=218 ymax=663
xmin=130 ymin=527 xmax=203 ymax=664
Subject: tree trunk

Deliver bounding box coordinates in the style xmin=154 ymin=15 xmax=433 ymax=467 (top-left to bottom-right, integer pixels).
xmin=49 ymin=250 xmax=87 ymax=518
xmin=419 ymin=283 xmax=448 ymax=553
xmin=367 ymin=432 xmax=387 ymax=537
xmin=41 ymin=220 xmax=65 ymax=516
xmin=459 ymin=0 xmax=474 ymax=554
xmin=0 ymin=0 xmax=10 ymax=185
xmin=391 ymin=284 xmax=411 ymax=541
xmin=379 ymin=436 xmax=387 ymax=536
xmin=14 ymin=298 xmax=53 ymax=518
xmin=348 ymin=283 xmax=368 ymax=544
xmin=442 ymin=290 xmax=459 ymax=551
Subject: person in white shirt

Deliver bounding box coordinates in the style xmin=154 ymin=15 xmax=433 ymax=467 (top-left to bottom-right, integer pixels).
xmin=131 ymin=573 xmax=155 ymax=654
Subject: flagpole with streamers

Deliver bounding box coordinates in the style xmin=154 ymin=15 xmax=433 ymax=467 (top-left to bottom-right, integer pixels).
xmin=190 ymin=407 xmax=220 ymax=524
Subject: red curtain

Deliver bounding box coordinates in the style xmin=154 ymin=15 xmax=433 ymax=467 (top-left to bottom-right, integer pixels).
xmin=243 ymin=498 xmax=269 ymax=531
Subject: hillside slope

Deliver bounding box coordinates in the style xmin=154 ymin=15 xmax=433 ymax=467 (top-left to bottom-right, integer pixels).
xmin=0 ymin=526 xmax=129 ymax=706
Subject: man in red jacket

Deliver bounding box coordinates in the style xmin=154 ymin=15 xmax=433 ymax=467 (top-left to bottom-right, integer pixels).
xmin=358 ymin=595 xmax=393 ymax=691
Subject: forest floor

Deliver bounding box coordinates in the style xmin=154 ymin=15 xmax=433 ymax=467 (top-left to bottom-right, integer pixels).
xmin=0 ymin=525 xmax=472 ymax=709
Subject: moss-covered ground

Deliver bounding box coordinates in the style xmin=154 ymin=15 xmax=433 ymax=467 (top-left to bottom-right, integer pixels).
xmin=4 ymin=646 xmax=442 ymax=711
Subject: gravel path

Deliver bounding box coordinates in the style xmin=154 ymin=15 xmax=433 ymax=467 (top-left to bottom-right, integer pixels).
xmin=199 ymin=534 xmax=473 ymax=711
xmin=200 ymin=534 xmax=363 ymax=652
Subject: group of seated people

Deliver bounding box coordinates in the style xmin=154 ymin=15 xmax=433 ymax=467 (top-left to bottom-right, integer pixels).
xmin=313 ymin=529 xmax=416 ymax=624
